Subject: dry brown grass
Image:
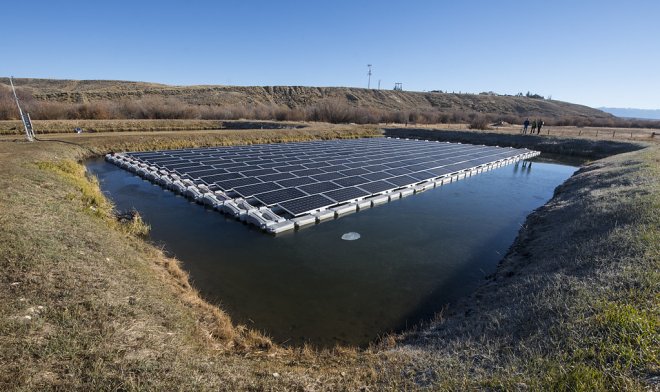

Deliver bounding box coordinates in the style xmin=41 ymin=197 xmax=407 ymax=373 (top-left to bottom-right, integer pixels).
xmin=0 ymin=126 xmax=657 ymax=390
xmin=387 ymin=123 xmax=659 ymax=143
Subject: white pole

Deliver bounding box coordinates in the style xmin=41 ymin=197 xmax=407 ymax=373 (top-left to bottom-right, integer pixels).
xmin=9 ymin=77 xmax=33 ymax=141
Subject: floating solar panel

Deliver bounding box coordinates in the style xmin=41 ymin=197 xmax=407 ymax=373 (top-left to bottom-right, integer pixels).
xmin=278 ymin=194 xmax=335 ymax=216
xmin=332 ymin=175 xmax=370 ymax=187
xmin=302 ymin=162 xmax=328 ymax=169
xmin=200 ymin=172 xmax=244 ymax=184
xmin=233 ymin=182 xmax=282 ymax=197
xmin=387 ymin=175 xmax=422 ymax=187
xmin=276 ymin=177 xmax=318 ymax=188
xmin=255 ymin=187 xmax=307 ymax=205
xmin=215 ymin=177 xmax=262 ymax=191
xmin=385 ymin=167 xmax=414 ymax=176
xmin=358 ymin=180 xmax=398 ymax=194
xmin=274 ymin=165 xmax=307 ymax=172
xmin=178 ymin=168 xmax=225 ymax=177
xmin=362 ymin=171 xmax=394 ymax=181
xmin=258 ymin=172 xmax=296 ymax=182
xmin=291 ymin=168 xmax=326 ymax=177
xmin=340 ymin=168 xmax=370 ymax=176
xmin=240 ymin=168 xmax=278 ymax=177
xmin=311 ymin=172 xmax=345 ymax=182
xmin=408 ymin=171 xmax=439 ymax=181
xmin=297 ymin=181 xmax=341 ymax=195
xmin=323 ymin=186 xmax=370 ymax=202
xmin=113 ymin=137 xmax=540 ymax=230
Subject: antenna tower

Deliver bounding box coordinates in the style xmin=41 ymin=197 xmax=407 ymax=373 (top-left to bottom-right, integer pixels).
xmin=367 ymin=64 xmax=372 ymax=89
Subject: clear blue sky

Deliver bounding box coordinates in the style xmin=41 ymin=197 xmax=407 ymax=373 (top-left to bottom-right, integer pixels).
xmin=3 ymin=0 xmax=659 ymax=109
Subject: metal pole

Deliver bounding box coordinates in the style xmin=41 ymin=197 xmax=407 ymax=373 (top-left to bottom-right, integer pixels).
xmin=9 ymin=76 xmax=33 ymax=142
xmin=367 ymin=64 xmax=372 ymax=89
xmin=27 ymin=113 xmax=35 ymax=138
xmin=9 ymin=77 xmax=24 ymax=120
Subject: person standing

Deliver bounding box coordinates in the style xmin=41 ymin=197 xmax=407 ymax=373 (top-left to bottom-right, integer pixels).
xmin=531 ymin=119 xmax=537 ymax=134
xmin=537 ymin=119 xmax=544 ymax=134
xmin=523 ymin=118 xmax=530 ymax=134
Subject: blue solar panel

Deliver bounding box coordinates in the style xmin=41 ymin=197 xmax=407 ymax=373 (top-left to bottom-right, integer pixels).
xmin=178 ymin=168 xmax=226 ymax=177
xmin=233 ymin=182 xmax=282 ymax=197
xmin=320 ymin=165 xmax=350 ymax=173
xmin=302 ymin=162 xmax=328 ymax=169
xmin=385 ymin=167 xmax=414 ymax=176
xmin=240 ymin=168 xmax=278 ymax=177
xmin=408 ymin=171 xmax=438 ymax=181
xmin=339 ymin=168 xmax=370 ymax=176
xmin=358 ymin=180 xmax=397 ymax=194
xmin=277 ymin=177 xmax=318 ymax=187
xmin=311 ymin=172 xmax=345 ymax=182
xmin=387 ymin=175 xmax=420 ymax=187
xmin=274 ymin=165 xmax=307 ymax=172
xmin=323 ymin=187 xmax=370 ymax=202
xmin=332 ymin=175 xmax=370 ymax=187
xmin=120 ymin=138 xmax=536 ymax=221
xmin=291 ymin=168 xmax=326 ymax=177
xmin=297 ymin=181 xmax=341 ymax=195
xmin=254 ymin=187 xmax=307 ymax=205
xmin=362 ymin=171 xmax=393 ymax=181
xmin=278 ymin=194 xmax=335 ymax=216
xmin=200 ymin=172 xmax=243 ymax=184
xmin=215 ymin=177 xmax=262 ymax=190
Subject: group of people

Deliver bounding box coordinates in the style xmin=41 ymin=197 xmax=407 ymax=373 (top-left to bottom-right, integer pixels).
xmin=522 ymin=118 xmax=544 ymax=134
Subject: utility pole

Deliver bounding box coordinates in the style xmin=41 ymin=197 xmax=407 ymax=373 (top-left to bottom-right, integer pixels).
xmin=367 ymin=64 xmax=372 ymax=89
xmin=378 ymin=79 xmax=381 ymax=90
xmin=9 ymin=76 xmax=35 ymax=142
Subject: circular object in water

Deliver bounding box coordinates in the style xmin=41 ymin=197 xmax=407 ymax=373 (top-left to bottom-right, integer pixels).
xmin=341 ymin=232 xmax=361 ymax=241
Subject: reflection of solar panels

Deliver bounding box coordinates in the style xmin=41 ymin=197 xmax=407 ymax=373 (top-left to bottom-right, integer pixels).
xmin=122 ymin=138 xmax=539 ymax=220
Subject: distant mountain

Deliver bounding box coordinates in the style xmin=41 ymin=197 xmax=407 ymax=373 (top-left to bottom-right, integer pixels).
xmin=599 ymin=107 xmax=660 ymax=120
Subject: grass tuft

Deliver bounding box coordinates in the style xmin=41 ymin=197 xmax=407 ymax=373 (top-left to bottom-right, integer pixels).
xmin=36 ymin=160 xmax=114 ymax=221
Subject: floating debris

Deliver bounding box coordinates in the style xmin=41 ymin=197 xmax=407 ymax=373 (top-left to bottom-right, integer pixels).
xmin=341 ymin=232 xmax=361 ymax=241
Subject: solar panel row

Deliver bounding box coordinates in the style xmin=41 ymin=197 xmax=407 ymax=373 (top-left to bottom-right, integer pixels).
xmin=127 ymin=138 xmax=534 ymax=216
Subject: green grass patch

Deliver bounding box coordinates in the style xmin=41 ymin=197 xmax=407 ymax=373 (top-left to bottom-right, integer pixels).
xmin=36 ymin=160 xmax=150 ymax=236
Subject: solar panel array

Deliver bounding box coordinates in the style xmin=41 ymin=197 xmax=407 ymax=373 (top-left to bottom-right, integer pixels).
xmin=125 ymin=138 xmax=533 ymax=216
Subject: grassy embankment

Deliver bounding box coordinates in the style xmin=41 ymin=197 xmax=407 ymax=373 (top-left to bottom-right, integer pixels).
xmin=386 ymin=129 xmax=659 ymax=390
xmin=0 ymin=125 xmax=657 ymax=390
xmin=0 ymin=119 xmax=311 ymax=135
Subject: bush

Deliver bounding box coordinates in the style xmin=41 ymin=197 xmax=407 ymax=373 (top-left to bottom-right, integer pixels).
xmin=468 ymin=116 xmax=491 ymax=130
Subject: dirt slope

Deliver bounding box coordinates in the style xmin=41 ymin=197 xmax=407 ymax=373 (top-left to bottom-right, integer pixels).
xmin=3 ymin=77 xmax=612 ymax=119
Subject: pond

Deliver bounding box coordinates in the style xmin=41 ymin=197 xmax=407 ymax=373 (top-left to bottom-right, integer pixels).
xmin=87 ymin=156 xmax=577 ymax=347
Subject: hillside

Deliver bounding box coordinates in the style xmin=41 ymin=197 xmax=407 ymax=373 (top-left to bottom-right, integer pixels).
xmin=2 ymin=77 xmax=612 ymax=121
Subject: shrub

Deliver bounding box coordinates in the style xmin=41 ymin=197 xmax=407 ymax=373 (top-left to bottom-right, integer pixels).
xmin=468 ymin=116 xmax=491 ymax=130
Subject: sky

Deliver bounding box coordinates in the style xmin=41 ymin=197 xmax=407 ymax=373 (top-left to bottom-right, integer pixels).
xmin=2 ymin=0 xmax=659 ymax=109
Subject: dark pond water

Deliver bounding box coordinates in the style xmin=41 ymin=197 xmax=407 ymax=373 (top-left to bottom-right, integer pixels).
xmin=87 ymin=157 xmax=577 ymax=347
